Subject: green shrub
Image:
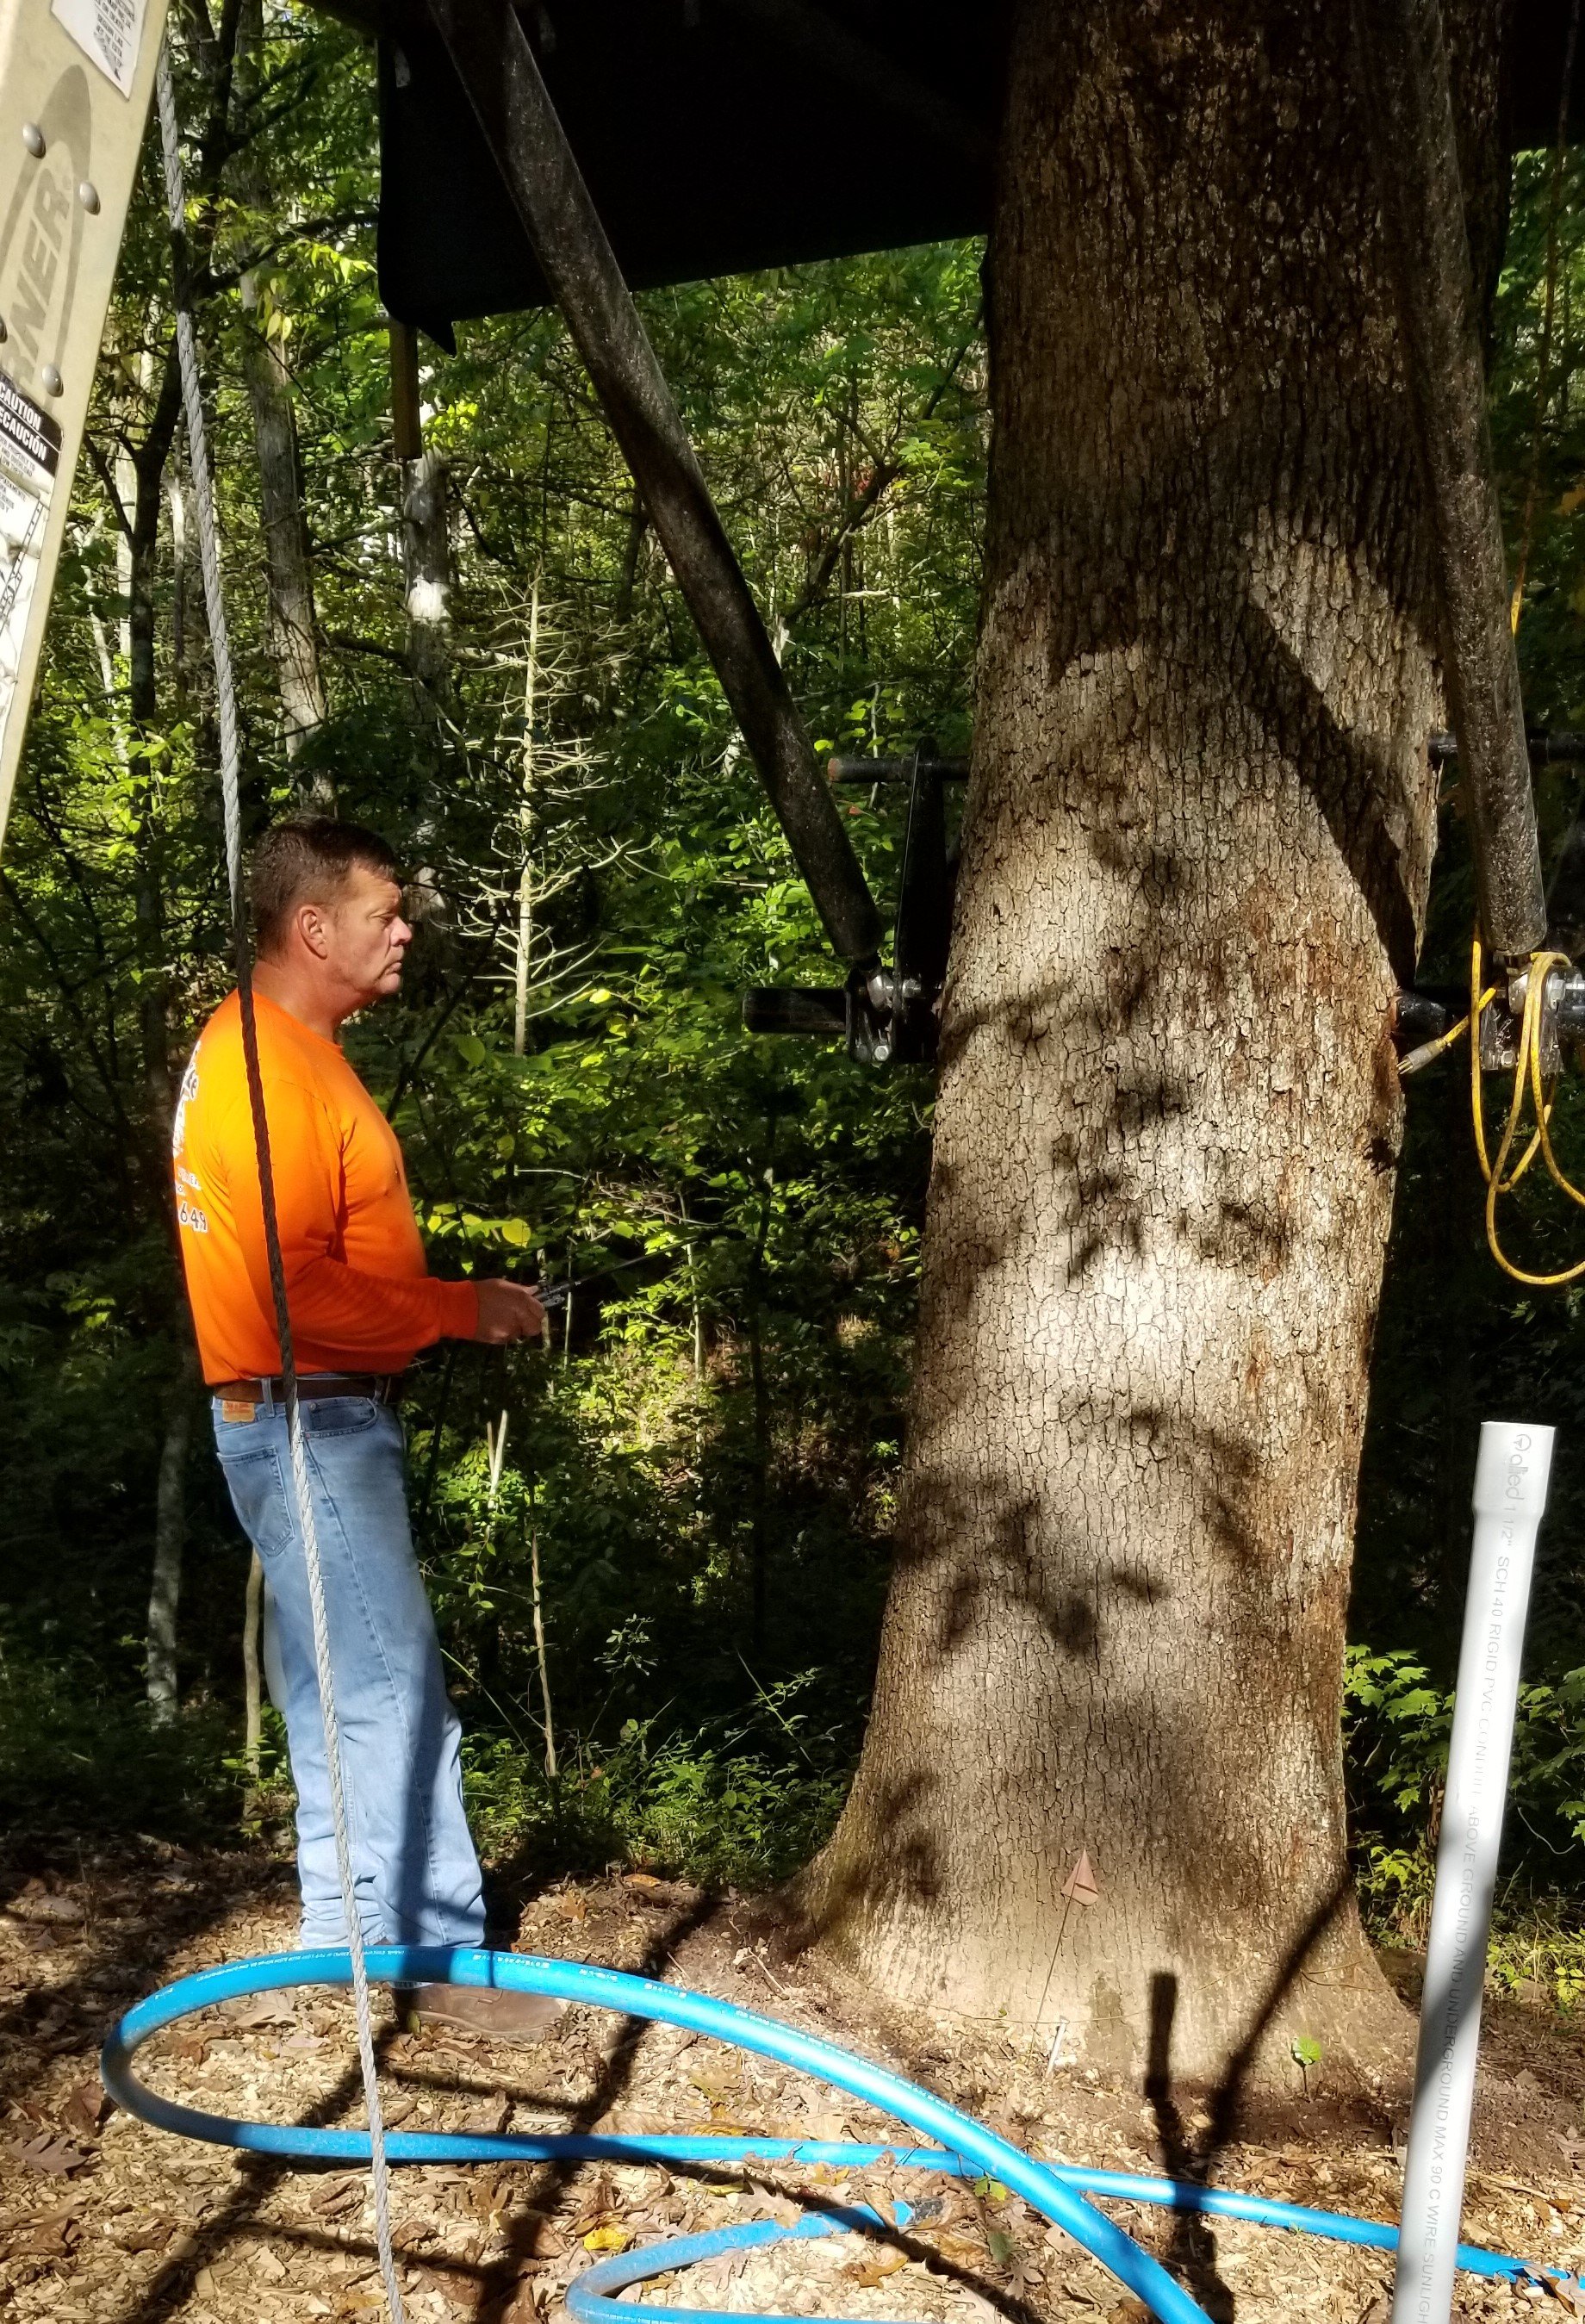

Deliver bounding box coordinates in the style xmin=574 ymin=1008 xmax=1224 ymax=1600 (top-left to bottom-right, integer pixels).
xmin=0 ymin=1634 xmax=243 ymax=1838
xmin=463 ymin=1673 xmax=851 ymax=1889
xmin=1344 ymin=1644 xmax=1585 ymax=2007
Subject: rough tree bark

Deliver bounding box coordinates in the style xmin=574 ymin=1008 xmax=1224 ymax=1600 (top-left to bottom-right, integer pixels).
xmin=799 ymin=0 xmax=1506 ymax=2087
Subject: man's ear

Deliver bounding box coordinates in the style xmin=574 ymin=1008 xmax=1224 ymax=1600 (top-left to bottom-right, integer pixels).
xmin=295 ymin=900 xmax=331 ymax=959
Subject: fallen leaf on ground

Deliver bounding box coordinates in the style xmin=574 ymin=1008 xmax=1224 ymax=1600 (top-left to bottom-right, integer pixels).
xmin=109 ymin=2214 xmax=174 ymax=2253
xmin=60 ymin=2079 xmax=108 ymax=2139
xmin=219 ymin=1992 xmax=297 ymax=2027
xmin=7 ymin=1893 xmax=82 ymax=1923
xmin=312 ymin=2178 xmax=364 ymax=2216
xmin=584 ymin=2224 xmax=631 ymax=2252
xmin=687 ymin=2061 xmax=738 ymax=2100
xmin=4 ymin=2131 xmax=86 ymax=2175
xmin=411 ymin=2265 xmax=477 ymax=2311
xmin=934 ymin=2232 xmax=988 ymax=2268
xmin=848 ymin=2251 xmax=909 ymax=2290
xmin=10 ymin=2205 xmax=81 ymax=2256
xmin=570 ymin=2173 xmax=619 ymax=2230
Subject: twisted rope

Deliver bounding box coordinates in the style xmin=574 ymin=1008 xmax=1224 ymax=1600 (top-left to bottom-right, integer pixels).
xmin=155 ymin=46 xmax=407 ymax=2321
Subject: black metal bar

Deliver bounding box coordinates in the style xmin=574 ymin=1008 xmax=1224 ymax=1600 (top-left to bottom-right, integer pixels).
xmin=1430 ymin=729 xmax=1585 ymax=767
xmin=1350 ymin=0 xmax=1546 ymax=963
xmin=389 ymin=320 xmax=424 ymax=463
xmin=1395 ymin=985 xmax=1463 ymax=1051
xmin=886 ymin=751 xmax=951 ymax=1063
xmin=828 ymin=755 xmax=969 ymax=785
xmin=420 ymin=0 xmax=883 ymax=966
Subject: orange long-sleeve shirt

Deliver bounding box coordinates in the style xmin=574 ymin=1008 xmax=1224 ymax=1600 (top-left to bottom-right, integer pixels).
xmin=172 ymin=990 xmax=478 ymax=1383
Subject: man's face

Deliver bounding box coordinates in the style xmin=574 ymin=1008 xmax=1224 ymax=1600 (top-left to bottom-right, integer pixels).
xmin=320 ymin=864 xmax=413 ymax=1007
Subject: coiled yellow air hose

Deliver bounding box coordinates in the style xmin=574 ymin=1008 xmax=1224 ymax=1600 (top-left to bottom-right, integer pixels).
xmin=1463 ymin=938 xmax=1585 ymax=1286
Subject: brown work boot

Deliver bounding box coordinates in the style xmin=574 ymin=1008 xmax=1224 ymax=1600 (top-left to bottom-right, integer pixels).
xmin=401 ymin=1984 xmax=568 ymax=2043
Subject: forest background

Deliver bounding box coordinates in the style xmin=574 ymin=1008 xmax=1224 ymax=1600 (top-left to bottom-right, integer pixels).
xmin=3 ymin=3 xmax=1585 ymax=2002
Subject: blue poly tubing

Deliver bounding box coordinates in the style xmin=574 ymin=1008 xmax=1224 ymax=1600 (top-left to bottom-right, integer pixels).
xmin=101 ymin=1948 xmax=1563 ymax=2324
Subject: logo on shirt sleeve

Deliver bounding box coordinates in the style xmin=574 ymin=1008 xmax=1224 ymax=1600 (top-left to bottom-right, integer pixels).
xmin=172 ymin=1054 xmax=208 ymax=1229
xmin=171 ymin=1056 xmax=200 ymax=1161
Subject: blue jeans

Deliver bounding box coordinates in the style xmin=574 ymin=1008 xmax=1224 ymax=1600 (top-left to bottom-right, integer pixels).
xmin=213 ymin=1392 xmax=486 ymax=1949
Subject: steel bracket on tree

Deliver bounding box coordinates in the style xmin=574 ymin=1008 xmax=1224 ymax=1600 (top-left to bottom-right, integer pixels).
xmin=743 ymin=748 xmax=963 ymax=1066
xmin=1398 ymin=726 xmax=1585 ymax=1067
xmin=1396 ymin=967 xmax=1585 ymax=1077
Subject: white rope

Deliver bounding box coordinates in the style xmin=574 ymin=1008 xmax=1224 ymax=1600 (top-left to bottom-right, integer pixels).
xmin=155 ymin=47 xmax=407 ymax=2322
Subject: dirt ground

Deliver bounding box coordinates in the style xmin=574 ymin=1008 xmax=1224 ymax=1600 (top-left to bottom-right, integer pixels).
xmin=1 ymin=1837 xmax=1582 ymax=2324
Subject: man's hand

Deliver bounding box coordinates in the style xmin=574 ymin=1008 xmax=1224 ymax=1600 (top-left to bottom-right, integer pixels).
xmin=473 ymin=1279 xmax=547 ymax=1345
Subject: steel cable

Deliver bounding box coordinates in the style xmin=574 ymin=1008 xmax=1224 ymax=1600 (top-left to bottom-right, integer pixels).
xmin=154 ymin=46 xmax=407 ymax=2321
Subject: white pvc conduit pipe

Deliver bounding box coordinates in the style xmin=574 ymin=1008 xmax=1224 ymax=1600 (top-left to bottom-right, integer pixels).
xmin=1391 ymin=1420 xmax=1555 ymax=2324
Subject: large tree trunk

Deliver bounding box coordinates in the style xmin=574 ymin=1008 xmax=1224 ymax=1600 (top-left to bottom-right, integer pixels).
xmin=799 ymin=0 xmax=1504 ymax=2089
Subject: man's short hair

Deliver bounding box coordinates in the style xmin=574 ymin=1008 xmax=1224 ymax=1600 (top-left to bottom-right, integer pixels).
xmin=250 ymin=817 xmax=402 ymax=954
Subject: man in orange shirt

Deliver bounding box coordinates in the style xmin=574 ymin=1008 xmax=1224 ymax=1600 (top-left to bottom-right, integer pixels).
xmin=173 ymin=817 xmax=552 ymax=2037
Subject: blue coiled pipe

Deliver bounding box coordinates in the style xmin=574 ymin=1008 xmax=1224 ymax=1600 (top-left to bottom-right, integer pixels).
xmin=101 ymin=1948 xmax=1563 ymax=2324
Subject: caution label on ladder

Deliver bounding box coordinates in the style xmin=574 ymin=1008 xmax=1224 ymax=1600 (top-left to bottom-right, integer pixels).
xmin=0 ymin=370 xmax=60 ymax=774
xmin=51 ymin=0 xmax=151 ymax=98
xmin=0 ymin=0 xmax=170 ymax=856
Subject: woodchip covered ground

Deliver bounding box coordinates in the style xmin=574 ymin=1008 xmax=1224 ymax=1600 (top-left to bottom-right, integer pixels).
xmin=2 ymin=1839 xmax=1582 ymax=2324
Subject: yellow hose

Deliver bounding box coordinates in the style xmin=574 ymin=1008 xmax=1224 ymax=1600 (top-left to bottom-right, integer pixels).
xmin=1464 ymin=936 xmax=1585 ymax=1286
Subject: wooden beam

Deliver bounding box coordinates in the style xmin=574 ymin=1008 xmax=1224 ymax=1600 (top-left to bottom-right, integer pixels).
xmin=420 ymin=0 xmax=884 ymax=966
xmin=1351 ymin=0 xmax=1546 ymax=963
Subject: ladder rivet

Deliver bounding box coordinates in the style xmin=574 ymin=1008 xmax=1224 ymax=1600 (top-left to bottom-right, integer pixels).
xmin=40 ymin=364 xmax=63 ymax=396
xmin=22 ymin=123 xmax=45 ymax=158
xmin=78 ymin=181 xmax=100 ymax=214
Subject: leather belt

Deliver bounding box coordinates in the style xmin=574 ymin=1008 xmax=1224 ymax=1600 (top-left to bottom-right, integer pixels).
xmin=210 ymin=1373 xmax=403 ymax=1407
